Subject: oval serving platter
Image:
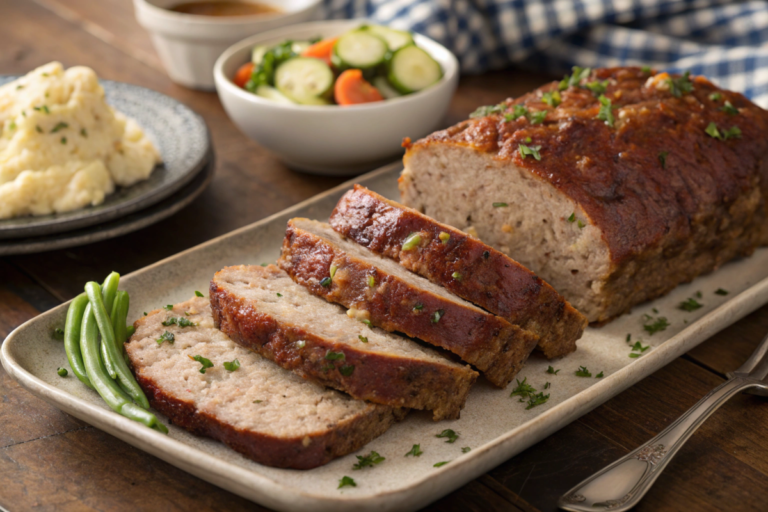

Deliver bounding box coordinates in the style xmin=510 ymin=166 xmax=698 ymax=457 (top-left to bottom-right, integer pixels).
xmin=0 ymin=75 xmax=211 ymax=240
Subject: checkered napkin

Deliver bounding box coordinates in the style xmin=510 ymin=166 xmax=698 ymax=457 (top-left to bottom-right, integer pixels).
xmin=319 ymin=0 xmax=768 ymax=107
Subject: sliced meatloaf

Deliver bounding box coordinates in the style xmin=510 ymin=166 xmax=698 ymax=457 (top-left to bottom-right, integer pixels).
xmin=278 ymin=218 xmax=539 ymax=387
xmin=126 ymin=297 xmax=404 ymax=469
xmin=398 ymin=67 xmax=768 ymax=323
xmin=330 ymin=185 xmax=586 ymax=359
xmin=210 ymin=265 xmax=478 ymax=420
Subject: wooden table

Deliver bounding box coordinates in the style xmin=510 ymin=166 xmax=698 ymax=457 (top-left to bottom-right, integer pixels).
xmin=2 ymin=1 xmax=768 ymax=510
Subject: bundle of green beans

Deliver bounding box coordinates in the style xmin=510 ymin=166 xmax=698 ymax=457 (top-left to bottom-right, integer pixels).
xmin=63 ymin=272 xmax=167 ymax=433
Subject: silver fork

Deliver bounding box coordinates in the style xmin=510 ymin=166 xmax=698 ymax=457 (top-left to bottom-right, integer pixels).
xmin=558 ymin=331 xmax=768 ymax=512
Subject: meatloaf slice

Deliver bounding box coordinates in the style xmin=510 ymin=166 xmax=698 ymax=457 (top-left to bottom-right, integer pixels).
xmin=126 ymin=297 xmax=404 ymax=469
xmin=398 ymin=67 xmax=768 ymax=323
xmin=278 ymin=218 xmax=538 ymax=387
xmin=330 ymin=185 xmax=586 ymax=359
xmin=210 ymin=265 xmax=477 ymax=420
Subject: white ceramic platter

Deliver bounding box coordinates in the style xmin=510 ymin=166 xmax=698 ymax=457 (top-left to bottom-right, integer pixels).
xmin=3 ymin=162 xmax=768 ymax=512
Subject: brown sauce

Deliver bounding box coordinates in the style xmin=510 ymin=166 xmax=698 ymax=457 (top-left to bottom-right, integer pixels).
xmin=169 ymin=1 xmax=281 ymax=17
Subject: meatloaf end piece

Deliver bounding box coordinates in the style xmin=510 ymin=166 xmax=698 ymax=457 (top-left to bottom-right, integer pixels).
xmin=330 ymin=185 xmax=586 ymax=358
xmin=278 ymin=218 xmax=539 ymax=387
xmin=398 ymin=67 xmax=768 ymax=323
xmin=126 ymin=297 xmax=405 ymax=469
xmin=210 ymin=265 xmax=478 ymax=421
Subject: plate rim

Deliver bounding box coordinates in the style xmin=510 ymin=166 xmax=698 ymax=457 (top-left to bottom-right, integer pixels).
xmin=2 ymin=161 xmax=768 ymax=511
xmin=0 ymin=76 xmax=212 ymax=240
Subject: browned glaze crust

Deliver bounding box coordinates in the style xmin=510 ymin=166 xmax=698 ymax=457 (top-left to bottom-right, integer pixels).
xmin=210 ymin=265 xmax=478 ymax=421
xmin=278 ymin=219 xmax=539 ymax=387
xmin=330 ymin=186 xmax=587 ymax=358
xmin=410 ymin=67 xmax=768 ymax=265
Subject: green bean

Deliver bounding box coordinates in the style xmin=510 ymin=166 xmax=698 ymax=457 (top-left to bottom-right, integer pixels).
xmin=99 ymin=273 xmax=120 ymax=379
xmin=84 ymin=282 xmax=149 ymax=409
xmin=112 ymin=291 xmax=129 ymax=354
xmin=64 ymin=293 xmax=92 ymax=389
xmin=80 ymin=302 xmax=167 ymax=433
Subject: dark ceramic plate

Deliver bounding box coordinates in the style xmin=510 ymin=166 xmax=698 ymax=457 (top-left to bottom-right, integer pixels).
xmin=0 ymin=76 xmax=211 ymax=240
xmin=0 ymin=152 xmax=214 ymax=256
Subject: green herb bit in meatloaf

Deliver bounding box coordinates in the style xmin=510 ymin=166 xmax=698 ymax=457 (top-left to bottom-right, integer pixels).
xmin=666 ymin=71 xmax=694 ymax=98
xmin=575 ymin=366 xmax=592 ymax=377
xmin=367 ymin=275 xmax=375 ymax=287
xmin=512 ymin=104 xmax=529 ymax=119
xmin=518 ymin=143 xmax=542 ymax=161
xmin=253 ymin=400 xmax=263 ymax=403
xmin=405 ymin=444 xmax=423 ymax=457
xmin=439 ymin=232 xmax=450 ymax=243
xmin=641 ymin=66 xmax=652 ymax=74
xmin=642 ymin=314 xmax=670 ymax=335
xmin=706 ymin=122 xmax=741 ymax=140
xmin=542 ymin=90 xmax=561 ymax=107
xmin=709 ymin=92 xmax=722 ymax=102
xmin=658 ymin=151 xmax=669 ymax=169
xmin=559 ymin=66 xmax=591 ymax=90
xmin=223 ymin=359 xmax=240 ymax=372
xmin=413 ymin=303 xmax=424 ymax=311
xmin=338 ymin=476 xmax=357 ymax=489
xmin=451 ymin=271 xmax=462 ymax=281
xmin=679 ymin=298 xmax=703 ymax=312
xmin=358 ymin=335 xmax=368 ymax=343
xmin=276 ymin=293 xmax=282 ymax=297
xmin=493 ymin=202 xmax=508 ymax=208
xmin=596 ymin=95 xmax=615 ymax=128
xmin=433 ymin=461 xmax=450 ymax=467
xmin=190 ymin=354 xmax=213 ymax=373
xmin=156 ymin=331 xmax=174 ymax=345
xmin=526 ymin=391 xmax=550 ymax=410
xmin=325 ymin=350 xmax=345 ymax=361
xmin=567 ymin=213 xmax=576 ymax=223
xmin=721 ymin=101 xmax=739 ymax=115
xmin=339 ymin=364 xmax=355 ymax=376
xmin=529 ymin=110 xmax=547 ymax=124
xmin=584 ymin=79 xmax=609 ymax=97
xmin=330 ymin=264 xmax=338 ymax=278
xmin=577 ymin=220 xmax=585 ymax=229
xmin=320 ymin=276 xmax=332 ymax=287
xmin=469 ymin=103 xmax=506 ymax=119
xmin=361 ymin=319 xmax=372 ymax=328
xmin=352 ymin=451 xmax=385 ymax=469
xmin=715 ymin=288 xmax=729 ymax=296
xmin=546 ymin=365 xmax=560 ymax=375
xmin=431 ymin=309 xmax=445 ymax=324
xmin=163 ymin=305 xmax=173 ymax=311
xmin=401 ymin=232 xmax=422 ymax=251
xmin=436 ymin=429 xmax=459 ymax=443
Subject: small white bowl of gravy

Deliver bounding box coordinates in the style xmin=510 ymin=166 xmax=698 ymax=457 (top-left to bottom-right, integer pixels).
xmin=133 ymin=0 xmax=321 ymax=90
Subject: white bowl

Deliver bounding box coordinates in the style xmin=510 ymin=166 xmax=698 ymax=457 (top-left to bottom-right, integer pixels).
xmin=133 ymin=0 xmax=321 ymax=90
xmin=214 ymin=20 xmax=460 ymax=175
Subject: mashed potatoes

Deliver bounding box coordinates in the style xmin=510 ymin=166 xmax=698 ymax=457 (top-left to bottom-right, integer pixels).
xmin=0 ymin=62 xmax=161 ymax=219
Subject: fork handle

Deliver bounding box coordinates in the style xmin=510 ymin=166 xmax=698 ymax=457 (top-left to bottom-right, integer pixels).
xmin=558 ymin=376 xmax=764 ymax=512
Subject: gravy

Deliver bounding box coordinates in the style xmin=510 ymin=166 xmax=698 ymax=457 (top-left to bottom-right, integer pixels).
xmin=169 ymin=1 xmax=280 ymax=17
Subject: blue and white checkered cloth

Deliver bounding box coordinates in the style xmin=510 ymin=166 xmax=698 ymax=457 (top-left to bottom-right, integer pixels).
xmin=319 ymin=0 xmax=768 ymax=107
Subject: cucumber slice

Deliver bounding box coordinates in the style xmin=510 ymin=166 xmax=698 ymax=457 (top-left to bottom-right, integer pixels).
xmin=372 ymin=76 xmax=402 ymax=99
xmin=332 ymin=30 xmax=388 ymax=70
xmin=275 ymin=57 xmax=334 ymax=105
xmin=388 ymin=45 xmax=442 ymax=94
xmin=364 ymin=25 xmax=414 ymax=51
xmin=251 ymin=45 xmax=269 ymax=65
xmin=255 ymin=85 xmax=296 ymax=105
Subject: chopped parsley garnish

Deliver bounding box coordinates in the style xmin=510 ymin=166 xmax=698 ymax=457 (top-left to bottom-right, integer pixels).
xmin=50 ymin=122 xmax=68 ymax=133
xmin=80 ymin=128 xmax=87 ymax=137
xmin=451 ymin=271 xmax=462 ymax=281
xmin=567 ymin=213 xmax=576 ymax=223
xmin=709 ymin=92 xmax=722 ymax=101
xmin=526 ymin=392 xmax=550 ymax=409
xmin=596 ymin=371 xmax=604 ymax=378
xmin=666 ymin=71 xmax=694 ymax=98
xmin=518 ymin=143 xmax=542 ymax=161
xmin=57 ymin=367 xmax=68 ymax=377
xmin=320 ymin=277 xmax=332 ymax=287
xmin=35 ymin=125 xmax=43 ymax=133
xmin=575 ymin=366 xmax=592 ymax=377
xmin=559 ymin=66 xmax=591 ymax=90
xmin=510 ymin=104 xmax=528 ymax=120
xmin=641 ymin=66 xmax=652 ymax=74
xmin=706 ymin=122 xmax=741 ymax=140
xmin=413 ymin=303 xmax=424 ymax=311
xmin=626 ymin=333 xmax=631 ymax=343
xmin=194 ymin=290 xmax=204 ymax=297
xmin=470 ymin=103 xmax=506 ymax=118
xmin=358 ymin=335 xmax=368 ymax=343
xmin=658 ymin=151 xmax=668 ymax=169
xmin=276 ymin=293 xmax=282 ymax=297
xmin=652 ymin=308 xmax=659 ymax=313
xmin=60 ymin=137 xmax=67 ymax=144
xmin=546 ymin=365 xmax=560 ymax=375
xmin=164 ymin=305 xmax=173 ymax=311
xmin=330 ymin=264 xmax=338 ymax=278
xmin=596 ymin=95 xmax=615 ymax=127
xmin=529 ymin=110 xmax=548 ymax=124
xmin=260 ymin=263 xmax=268 ymax=267
xmin=720 ymin=101 xmax=739 ymax=115
xmin=715 ymin=288 xmax=729 ymax=296
xmin=353 ymin=451 xmax=385 ymax=469
xmin=401 ymin=232 xmax=422 ymax=251
xmin=577 ymin=220 xmax=585 ymax=229
xmin=630 ymin=341 xmax=651 ymax=353
xmin=493 ymin=202 xmax=508 ymax=207
xmin=8 ymin=121 xmax=16 ymax=130
xmin=510 ymin=377 xmax=536 ymax=398
xmin=439 ymin=232 xmax=450 ymax=244
xmin=679 ymin=298 xmax=703 ymax=312
xmin=190 ymin=354 xmax=213 ymax=373
xmin=584 ymin=79 xmax=609 ymax=97
xmin=544 ymin=382 xmax=551 ymax=389
xmin=223 ymin=359 xmax=240 ymax=372
xmin=156 ymin=331 xmax=174 ymax=345
xmin=433 ymin=461 xmax=450 ymax=467
xmin=696 ymin=291 xmax=702 ymax=298
xmin=436 ymin=429 xmax=459 ymax=443
xmin=542 ymin=90 xmax=561 ymax=107
xmin=253 ymin=400 xmax=263 ymax=403
xmin=431 ymin=309 xmax=445 ymax=324
xmin=325 ymin=350 xmax=345 ymax=361
xmin=53 ymin=327 xmax=65 ymax=340
xmin=361 ymin=319 xmax=372 ymax=328
xmin=461 ymin=447 xmax=471 ymax=453
xmin=339 ymin=364 xmax=355 ymax=376
xmin=405 ymin=444 xmax=423 ymax=457
xmin=642 ymin=314 xmax=670 ymax=335
xmin=178 ymin=317 xmax=196 ymax=327
xmin=338 ymin=476 xmax=357 ymax=488
xmin=367 ymin=275 xmax=375 ymax=287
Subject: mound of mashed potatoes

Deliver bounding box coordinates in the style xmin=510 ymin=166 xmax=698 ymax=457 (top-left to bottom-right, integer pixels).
xmin=0 ymin=62 xmax=161 ymax=219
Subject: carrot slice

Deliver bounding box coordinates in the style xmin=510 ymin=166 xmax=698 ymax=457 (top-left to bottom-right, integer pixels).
xmin=233 ymin=62 xmax=254 ymax=88
xmin=301 ymin=37 xmax=339 ymax=66
xmin=334 ymin=69 xmax=384 ymax=106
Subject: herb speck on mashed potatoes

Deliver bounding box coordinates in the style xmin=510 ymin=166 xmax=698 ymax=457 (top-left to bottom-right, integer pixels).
xmin=0 ymin=62 xmax=161 ymax=219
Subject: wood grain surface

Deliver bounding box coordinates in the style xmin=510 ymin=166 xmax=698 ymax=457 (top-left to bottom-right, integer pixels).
xmin=1 ymin=1 xmax=767 ymax=511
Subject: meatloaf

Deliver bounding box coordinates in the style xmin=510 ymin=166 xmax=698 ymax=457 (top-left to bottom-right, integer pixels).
xmin=126 ymin=297 xmax=405 ymax=469
xmin=398 ymin=67 xmax=768 ymax=323
xmin=210 ymin=265 xmax=478 ymax=420
xmin=278 ymin=218 xmax=539 ymax=387
xmin=330 ymin=185 xmax=586 ymax=358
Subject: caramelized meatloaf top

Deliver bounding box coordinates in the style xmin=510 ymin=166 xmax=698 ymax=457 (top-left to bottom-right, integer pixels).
xmin=407 ymin=67 xmax=768 ymax=264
